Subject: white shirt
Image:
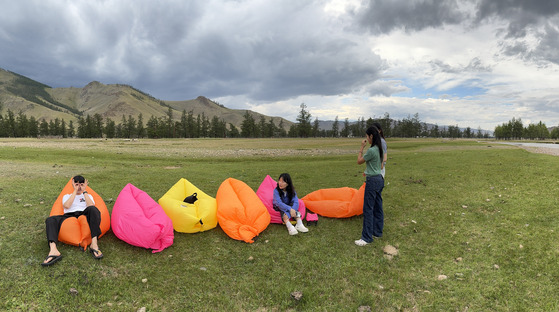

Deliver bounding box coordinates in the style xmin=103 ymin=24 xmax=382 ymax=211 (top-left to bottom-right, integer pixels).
xmin=62 ymin=193 xmax=95 ymax=214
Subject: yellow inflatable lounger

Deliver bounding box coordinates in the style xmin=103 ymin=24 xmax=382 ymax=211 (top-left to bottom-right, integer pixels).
xmin=158 ymin=178 xmax=218 ymax=233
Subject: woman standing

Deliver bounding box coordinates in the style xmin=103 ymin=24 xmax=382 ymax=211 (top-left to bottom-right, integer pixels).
xmin=355 ymin=126 xmax=384 ymax=246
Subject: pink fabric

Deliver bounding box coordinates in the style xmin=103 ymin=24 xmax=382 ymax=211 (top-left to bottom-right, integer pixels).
xmin=111 ymin=183 xmax=174 ymax=253
xmin=306 ymin=212 xmax=318 ymax=222
xmin=256 ymin=175 xmax=306 ymax=224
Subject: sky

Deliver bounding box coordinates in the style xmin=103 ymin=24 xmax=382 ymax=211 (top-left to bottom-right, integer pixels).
xmin=1 ymin=0 xmax=559 ymax=130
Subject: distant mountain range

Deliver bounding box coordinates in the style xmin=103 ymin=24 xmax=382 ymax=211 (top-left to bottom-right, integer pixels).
xmin=0 ymin=68 xmax=292 ymax=130
xmin=0 ymin=68 xmax=498 ymax=134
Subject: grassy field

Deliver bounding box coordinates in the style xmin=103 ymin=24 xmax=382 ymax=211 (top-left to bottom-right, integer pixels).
xmin=1 ymin=138 xmax=558 ymax=311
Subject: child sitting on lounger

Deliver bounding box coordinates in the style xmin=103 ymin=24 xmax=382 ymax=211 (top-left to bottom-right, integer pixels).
xmin=272 ymin=173 xmax=308 ymax=235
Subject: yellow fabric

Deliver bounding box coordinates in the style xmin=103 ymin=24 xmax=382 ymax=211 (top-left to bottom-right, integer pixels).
xmin=158 ymin=178 xmax=218 ymax=233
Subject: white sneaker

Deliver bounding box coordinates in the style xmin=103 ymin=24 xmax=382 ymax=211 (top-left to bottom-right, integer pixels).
xmin=354 ymin=239 xmax=369 ymax=246
xmin=295 ymin=223 xmax=308 ymax=233
xmin=288 ymin=226 xmax=298 ymax=236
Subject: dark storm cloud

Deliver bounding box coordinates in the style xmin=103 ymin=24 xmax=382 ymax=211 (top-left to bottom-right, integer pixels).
xmin=0 ymin=1 xmax=206 ymax=95
xmin=0 ymin=0 xmax=388 ymax=102
xmin=356 ymin=0 xmax=467 ymax=34
xmin=475 ymin=0 xmax=559 ymax=37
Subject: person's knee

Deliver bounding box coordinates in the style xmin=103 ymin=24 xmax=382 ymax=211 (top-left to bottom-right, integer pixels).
xmin=85 ymin=206 xmax=100 ymax=215
xmin=45 ymin=216 xmax=56 ymax=226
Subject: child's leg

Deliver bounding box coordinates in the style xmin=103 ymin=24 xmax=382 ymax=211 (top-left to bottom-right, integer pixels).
xmin=283 ymin=213 xmax=298 ymax=235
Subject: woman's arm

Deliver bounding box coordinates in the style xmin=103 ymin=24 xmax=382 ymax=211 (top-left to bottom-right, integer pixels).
xmin=272 ymin=189 xmax=291 ymax=214
xmin=357 ymin=139 xmax=367 ymax=165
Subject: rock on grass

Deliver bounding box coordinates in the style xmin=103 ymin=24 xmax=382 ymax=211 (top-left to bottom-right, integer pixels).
xmin=383 ymin=245 xmax=398 ymax=260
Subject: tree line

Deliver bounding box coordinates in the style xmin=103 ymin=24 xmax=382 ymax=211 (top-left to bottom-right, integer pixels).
xmin=0 ymin=102 xmax=493 ymax=139
xmin=494 ymin=117 xmax=559 ymax=140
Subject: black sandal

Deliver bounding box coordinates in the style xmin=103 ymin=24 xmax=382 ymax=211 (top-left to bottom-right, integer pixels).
xmin=41 ymin=254 xmax=62 ymax=266
xmin=90 ymin=248 xmax=103 ymax=259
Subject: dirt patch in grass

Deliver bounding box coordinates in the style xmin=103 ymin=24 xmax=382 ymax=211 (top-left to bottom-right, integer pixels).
xmin=519 ymin=146 xmax=559 ymax=157
xmin=0 ymin=139 xmax=354 ymax=158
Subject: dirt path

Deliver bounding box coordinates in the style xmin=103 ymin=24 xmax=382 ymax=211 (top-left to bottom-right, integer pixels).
xmin=519 ymin=146 xmax=559 ymax=156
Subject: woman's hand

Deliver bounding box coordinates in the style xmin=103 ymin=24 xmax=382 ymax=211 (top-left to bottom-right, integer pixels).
xmin=290 ymin=209 xmax=297 ymax=218
xmin=361 ymin=139 xmax=367 ymax=148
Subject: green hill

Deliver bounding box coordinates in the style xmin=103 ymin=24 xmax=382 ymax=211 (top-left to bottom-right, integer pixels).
xmin=0 ymin=68 xmax=292 ymax=130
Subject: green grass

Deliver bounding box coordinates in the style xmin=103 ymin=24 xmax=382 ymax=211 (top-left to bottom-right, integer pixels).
xmin=1 ymin=138 xmax=559 ymax=311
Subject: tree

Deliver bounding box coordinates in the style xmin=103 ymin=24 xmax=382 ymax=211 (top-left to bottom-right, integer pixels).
xmin=105 ymin=119 xmax=116 ymax=138
xmin=296 ymin=103 xmax=312 ymax=137
xmin=77 ymin=116 xmax=86 ymax=138
xmin=264 ymin=118 xmax=277 ymax=138
xmin=258 ymin=116 xmax=266 ymax=138
xmin=228 ymin=123 xmax=240 ymax=138
xmin=463 ymin=127 xmax=472 ymax=138
xmin=332 ymin=116 xmax=339 ymax=137
xmin=16 ymin=111 xmax=29 ymax=137
xmin=511 ymin=117 xmax=523 ymax=139
xmin=200 ymin=113 xmax=210 ymax=137
xmin=241 ymin=111 xmax=257 ymax=138
xmin=39 ymin=119 xmax=49 ymax=136
xmin=166 ymin=107 xmax=174 ymax=138
xmin=67 ymin=120 xmax=75 ymax=138
xmin=137 ymin=114 xmax=145 ymax=138
xmin=146 ymin=115 xmax=159 ymax=138
xmin=380 ymin=113 xmax=392 ymax=137
xmin=179 ymin=110 xmax=188 ymax=138
xmin=60 ymin=119 xmax=67 ymax=138
xmin=125 ymin=115 xmax=136 ymax=138
xmin=277 ymin=119 xmax=287 ymax=137
xmin=187 ymin=111 xmax=196 ymax=138
xmin=29 ymin=116 xmax=39 ymax=137
xmin=312 ymin=117 xmax=320 ymax=137
xmin=210 ymin=116 xmax=226 ymax=138
xmin=448 ymin=125 xmax=462 ymax=138
xmin=351 ymin=117 xmax=366 ymax=137
xmin=430 ymin=124 xmax=440 ymax=137
xmin=93 ymin=114 xmax=104 ymax=138
xmin=476 ymin=127 xmax=483 ymax=138
xmin=340 ymin=118 xmax=350 ymax=137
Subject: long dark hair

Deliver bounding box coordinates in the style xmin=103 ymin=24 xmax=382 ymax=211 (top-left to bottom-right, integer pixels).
xmin=276 ymin=173 xmax=295 ymax=202
xmin=373 ymin=122 xmax=385 ymax=140
xmin=366 ymin=126 xmax=383 ymax=163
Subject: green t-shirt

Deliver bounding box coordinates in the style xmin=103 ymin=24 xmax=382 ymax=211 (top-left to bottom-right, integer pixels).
xmin=363 ymin=145 xmax=381 ymax=176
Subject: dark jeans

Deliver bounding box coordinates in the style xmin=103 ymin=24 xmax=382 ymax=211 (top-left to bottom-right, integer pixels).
xmin=361 ymin=174 xmax=384 ymax=243
xmin=45 ymin=206 xmax=102 ymax=243
xmin=273 ymin=205 xmax=300 ymax=222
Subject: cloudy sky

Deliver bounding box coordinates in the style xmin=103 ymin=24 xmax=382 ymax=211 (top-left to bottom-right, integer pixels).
xmin=1 ymin=0 xmax=559 ymax=130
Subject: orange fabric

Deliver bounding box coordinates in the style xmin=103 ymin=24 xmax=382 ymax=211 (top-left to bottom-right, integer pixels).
xmin=49 ymin=179 xmax=111 ymax=248
xmin=301 ymin=183 xmax=365 ymax=218
xmin=216 ymin=178 xmax=270 ymax=243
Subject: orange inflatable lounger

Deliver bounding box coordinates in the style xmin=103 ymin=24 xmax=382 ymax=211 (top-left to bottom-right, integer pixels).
xmin=49 ymin=178 xmax=111 ymax=249
xmin=301 ymin=183 xmax=365 ymax=218
xmin=216 ymin=178 xmax=270 ymax=243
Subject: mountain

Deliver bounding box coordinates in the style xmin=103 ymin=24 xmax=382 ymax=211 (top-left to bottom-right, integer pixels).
xmin=0 ymin=68 xmax=292 ymax=130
